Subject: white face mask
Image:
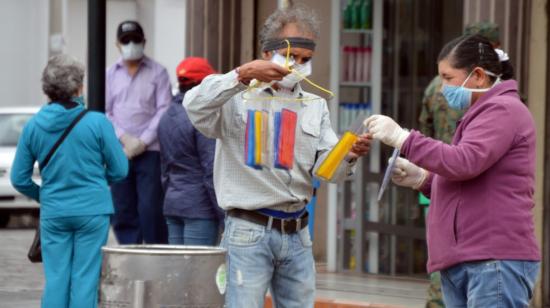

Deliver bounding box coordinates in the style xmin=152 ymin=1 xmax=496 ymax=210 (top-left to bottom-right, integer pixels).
xmin=120 ymin=42 xmax=145 ymax=60
xmin=271 ymin=52 xmax=312 ymax=89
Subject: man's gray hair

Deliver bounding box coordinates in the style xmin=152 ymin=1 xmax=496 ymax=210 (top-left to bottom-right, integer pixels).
xmin=42 ymin=54 xmax=85 ymax=102
xmin=259 ymin=5 xmax=320 ymax=44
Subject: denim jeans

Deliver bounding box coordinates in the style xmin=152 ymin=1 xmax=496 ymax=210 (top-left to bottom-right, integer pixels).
xmin=440 ymin=260 xmax=540 ymax=308
xmin=165 ymin=216 xmax=219 ymax=245
xmin=220 ymin=216 xmax=315 ymax=308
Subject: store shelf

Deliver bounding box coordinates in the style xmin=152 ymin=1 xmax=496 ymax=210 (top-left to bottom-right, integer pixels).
xmin=340 ymin=81 xmax=372 ymax=88
xmin=342 ymin=29 xmax=373 ymax=34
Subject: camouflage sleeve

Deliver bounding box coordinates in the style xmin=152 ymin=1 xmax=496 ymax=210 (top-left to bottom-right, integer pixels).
xmin=418 ymin=81 xmax=435 ymax=137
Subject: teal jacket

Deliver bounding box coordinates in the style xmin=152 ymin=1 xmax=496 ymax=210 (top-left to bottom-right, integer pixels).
xmin=11 ymin=102 xmax=128 ymax=219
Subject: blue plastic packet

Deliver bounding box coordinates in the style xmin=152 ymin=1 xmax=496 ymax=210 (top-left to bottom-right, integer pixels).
xmin=377 ymin=148 xmax=400 ymax=201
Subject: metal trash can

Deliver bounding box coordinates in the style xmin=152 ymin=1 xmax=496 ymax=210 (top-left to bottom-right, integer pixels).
xmin=99 ymin=245 xmax=227 ymax=308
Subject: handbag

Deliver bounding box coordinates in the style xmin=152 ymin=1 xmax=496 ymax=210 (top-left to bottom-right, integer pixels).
xmin=28 ymin=108 xmax=89 ymax=263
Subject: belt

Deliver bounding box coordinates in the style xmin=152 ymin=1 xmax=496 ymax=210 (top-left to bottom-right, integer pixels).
xmin=227 ymin=208 xmax=308 ymax=234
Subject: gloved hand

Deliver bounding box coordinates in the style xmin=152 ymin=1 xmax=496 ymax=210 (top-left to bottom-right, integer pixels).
xmin=390 ymin=157 xmax=428 ymax=190
xmin=363 ymin=115 xmax=410 ymax=149
xmin=120 ymin=134 xmax=147 ymax=159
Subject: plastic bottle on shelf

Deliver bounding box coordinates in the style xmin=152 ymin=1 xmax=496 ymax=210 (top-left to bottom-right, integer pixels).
xmin=364 ymin=0 xmax=372 ymax=29
xmin=363 ymin=46 xmax=372 ymax=82
xmin=343 ymin=0 xmax=353 ymax=29
xmin=339 ymin=103 xmax=346 ymax=132
xmin=348 ymin=47 xmax=356 ymax=83
xmin=355 ymin=47 xmax=363 ymax=82
xmin=351 ymin=0 xmax=360 ymax=29
xmin=342 ymin=46 xmax=349 ymax=82
xmin=359 ymin=0 xmax=367 ymax=30
xmin=358 ymin=103 xmax=363 ymax=115
xmin=366 ymin=101 xmax=372 ymax=116
xmin=340 ymin=103 xmax=349 ymax=132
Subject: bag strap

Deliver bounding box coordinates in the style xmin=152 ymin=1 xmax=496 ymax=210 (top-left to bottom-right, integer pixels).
xmin=40 ymin=109 xmax=89 ymax=170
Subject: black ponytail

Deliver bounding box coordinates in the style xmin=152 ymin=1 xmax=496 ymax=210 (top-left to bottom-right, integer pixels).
xmin=438 ymin=34 xmax=515 ymax=81
xmin=500 ymin=60 xmax=514 ymax=80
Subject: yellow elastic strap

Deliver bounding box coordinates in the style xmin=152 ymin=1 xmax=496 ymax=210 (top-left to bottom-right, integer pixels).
xmin=284 ymin=39 xmax=291 ymax=69
xmin=282 ymin=38 xmax=333 ymax=98
xmin=243 ymin=38 xmax=334 ymax=101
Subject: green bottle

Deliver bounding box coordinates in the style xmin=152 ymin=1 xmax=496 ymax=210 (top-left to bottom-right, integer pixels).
xmin=364 ymin=0 xmax=372 ymax=29
xmin=344 ymin=0 xmax=353 ymax=29
xmin=359 ymin=0 xmax=367 ymax=29
xmin=351 ymin=0 xmax=360 ymax=29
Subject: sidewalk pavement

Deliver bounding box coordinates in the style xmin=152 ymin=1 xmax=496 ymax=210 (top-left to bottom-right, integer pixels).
xmin=0 ymin=224 xmax=428 ymax=308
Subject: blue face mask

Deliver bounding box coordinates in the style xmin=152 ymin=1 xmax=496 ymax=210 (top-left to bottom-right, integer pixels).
xmin=73 ymin=95 xmax=85 ymax=106
xmin=441 ymin=69 xmax=500 ymax=110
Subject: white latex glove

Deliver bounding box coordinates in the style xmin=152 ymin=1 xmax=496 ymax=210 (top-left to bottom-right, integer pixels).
xmin=364 ymin=115 xmax=410 ymax=149
xmin=390 ymin=157 xmax=429 ymax=190
xmin=120 ymin=134 xmax=147 ymax=159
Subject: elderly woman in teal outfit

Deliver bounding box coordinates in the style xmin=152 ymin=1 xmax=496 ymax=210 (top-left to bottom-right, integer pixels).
xmin=10 ymin=55 xmax=128 ymax=308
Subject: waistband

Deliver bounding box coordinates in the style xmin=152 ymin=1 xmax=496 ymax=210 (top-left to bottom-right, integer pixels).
xmin=256 ymin=207 xmax=306 ymax=219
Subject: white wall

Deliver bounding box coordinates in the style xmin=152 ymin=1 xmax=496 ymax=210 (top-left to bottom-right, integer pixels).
xmin=58 ymin=0 xmax=185 ymax=93
xmin=0 ymin=0 xmax=186 ymax=107
xmin=153 ymin=0 xmax=186 ymax=88
xmin=106 ymin=0 xmax=138 ymax=67
xmin=65 ymin=0 xmax=87 ymax=64
xmin=0 ymin=0 xmax=49 ymax=107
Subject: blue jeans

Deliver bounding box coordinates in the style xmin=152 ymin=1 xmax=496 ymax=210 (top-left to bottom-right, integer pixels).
xmin=165 ymin=216 xmax=219 ymax=245
xmin=440 ymin=260 xmax=540 ymax=307
xmin=220 ymin=216 xmax=315 ymax=308
xmin=111 ymin=151 xmax=167 ymax=244
xmin=41 ymin=215 xmax=110 ymax=308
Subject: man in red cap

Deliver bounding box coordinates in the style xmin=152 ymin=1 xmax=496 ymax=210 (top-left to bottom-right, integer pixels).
xmin=157 ymin=57 xmax=224 ymax=245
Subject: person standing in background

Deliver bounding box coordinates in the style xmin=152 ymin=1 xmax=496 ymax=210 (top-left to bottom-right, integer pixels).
xmin=11 ymin=55 xmax=128 ymax=308
xmin=158 ymin=57 xmax=224 ymax=246
xmin=106 ymin=20 xmax=171 ymax=244
xmin=418 ymin=21 xmax=501 ymax=308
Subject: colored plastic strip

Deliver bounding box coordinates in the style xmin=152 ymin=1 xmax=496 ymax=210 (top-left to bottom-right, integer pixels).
xmin=273 ymin=111 xmax=282 ymax=167
xmin=254 ymin=110 xmax=262 ymax=165
xmin=276 ymin=109 xmax=297 ymax=169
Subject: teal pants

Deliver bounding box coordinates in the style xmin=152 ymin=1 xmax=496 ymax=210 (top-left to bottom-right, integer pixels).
xmin=41 ymin=215 xmax=109 ymax=308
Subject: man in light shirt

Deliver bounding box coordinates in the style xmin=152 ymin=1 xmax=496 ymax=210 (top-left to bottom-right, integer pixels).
xmin=106 ymin=20 xmax=171 ymax=244
xmin=184 ymin=6 xmax=371 ymax=307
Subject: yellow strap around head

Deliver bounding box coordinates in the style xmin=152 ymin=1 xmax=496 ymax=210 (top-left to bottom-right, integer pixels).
xmin=284 ymin=39 xmax=291 ymax=69
xmin=243 ymin=38 xmax=334 ymax=101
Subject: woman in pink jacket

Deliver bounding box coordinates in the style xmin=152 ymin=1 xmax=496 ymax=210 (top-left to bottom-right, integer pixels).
xmin=365 ymin=34 xmax=540 ymax=307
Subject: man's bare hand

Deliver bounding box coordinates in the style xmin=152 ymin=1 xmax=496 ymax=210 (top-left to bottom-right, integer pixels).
xmin=347 ymin=133 xmax=372 ymax=160
xmin=237 ymin=60 xmax=290 ymax=84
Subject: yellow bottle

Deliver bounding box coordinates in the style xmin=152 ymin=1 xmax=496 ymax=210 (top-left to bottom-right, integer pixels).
xmin=316 ymin=131 xmax=358 ymax=181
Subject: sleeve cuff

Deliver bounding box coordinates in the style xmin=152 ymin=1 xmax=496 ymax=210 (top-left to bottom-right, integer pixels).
xmin=114 ymin=126 xmax=125 ymax=139
xmin=139 ymin=130 xmax=156 ymax=146
xmin=229 ymin=69 xmax=250 ymax=90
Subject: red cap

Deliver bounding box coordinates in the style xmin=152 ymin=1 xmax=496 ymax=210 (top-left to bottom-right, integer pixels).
xmin=176 ymin=57 xmax=216 ymax=85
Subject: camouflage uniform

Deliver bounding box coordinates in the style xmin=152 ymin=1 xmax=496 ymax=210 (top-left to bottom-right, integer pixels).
xmin=420 ymin=22 xmax=499 ymax=308
xmin=419 ymin=76 xmax=465 ymax=144
xmin=464 ymin=21 xmax=500 ymax=45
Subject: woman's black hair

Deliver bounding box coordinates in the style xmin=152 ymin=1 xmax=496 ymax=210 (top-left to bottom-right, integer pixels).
xmin=438 ymin=34 xmax=514 ymax=81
